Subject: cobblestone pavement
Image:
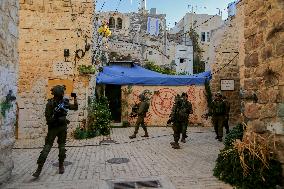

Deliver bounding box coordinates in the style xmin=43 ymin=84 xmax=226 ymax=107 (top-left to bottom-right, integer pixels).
xmin=4 ymin=127 xmax=232 ymax=189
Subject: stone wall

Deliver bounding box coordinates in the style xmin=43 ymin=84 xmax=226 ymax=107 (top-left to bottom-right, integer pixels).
xmin=209 ymin=3 xmax=245 ymax=126
xmin=121 ymin=85 xmax=211 ymax=127
xmin=18 ymin=0 xmax=95 ymax=139
xmin=242 ymin=0 xmax=284 ymax=176
xmin=0 ymin=0 xmax=19 ymax=184
xmin=242 ymin=0 xmax=284 ymax=133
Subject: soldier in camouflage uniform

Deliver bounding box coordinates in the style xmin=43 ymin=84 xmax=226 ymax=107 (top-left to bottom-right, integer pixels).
xmin=32 ymin=85 xmax=78 ymax=178
xmin=168 ymin=94 xmax=182 ymax=149
xmin=223 ymin=96 xmax=230 ymax=134
xmin=210 ymin=92 xmax=226 ymax=142
xmin=129 ymin=94 xmax=150 ymax=139
xmin=168 ymin=93 xmax=191 ymax=148
xmin=180 ymin=93 xmax=193 ymax=143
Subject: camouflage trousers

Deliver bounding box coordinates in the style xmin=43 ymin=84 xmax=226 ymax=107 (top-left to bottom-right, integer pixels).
xmin=182 ymin=123 xmax=188 ymax=139
xmin=37 ymin=125 xmax=67 ymax=165
xmin=133 ymin=116 xmax=147 ymax=134
xmin=172 ymin=121 xmax=187 ymax=143
xmin=212 ymin=115 xmax=225 ymax=138
xmin=223 ymin=115 xmax=229 ymax=133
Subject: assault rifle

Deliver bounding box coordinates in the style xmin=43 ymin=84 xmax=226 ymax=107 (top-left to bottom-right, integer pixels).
xmin=52 ymin=98 xmax=70 ymax=119
xmin=129 ymin=104 xmax=139 ymax=118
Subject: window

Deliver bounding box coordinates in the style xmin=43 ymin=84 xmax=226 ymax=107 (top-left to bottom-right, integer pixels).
xmin=180 ymin=58 xmax=185 ymax=63
xmin=117 ymin=17 xmax=123 ymax=29
xmin=201 ymin=32 xmax=206 ymax=42
xmin=109 ymin=17 xmax=115 ymax=28
xmin=207 ymin=32 xmax=210 ymax=42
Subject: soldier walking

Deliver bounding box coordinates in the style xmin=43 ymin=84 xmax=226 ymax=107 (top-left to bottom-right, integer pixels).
xmin=32 ymin=85 xmax=78 ymax=178
xmin=223 ymin=96 xmax=230 ymax=134
xmin=209 ymin=92 xmax=226 ymax=142
xmin=180 ymin=93 xmax=193 ymax=143
xmin=168 ymin=93 xmax=192 ymax=149
xmin=129 ymin=94 xmax=150 ymax=139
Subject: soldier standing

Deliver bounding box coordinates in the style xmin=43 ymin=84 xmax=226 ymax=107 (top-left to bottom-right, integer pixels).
xmin=180 ymin=93 xmax=193 ymax=143
xmin=210 ymin=92 xmax=226 ymax=142
xmin=32 ymin=85 xmax=78 ymax=178
xmin=129 ymin=94 xmax=150 ymax=139
xmin=223 ymin=96 xmax=230 ymax=134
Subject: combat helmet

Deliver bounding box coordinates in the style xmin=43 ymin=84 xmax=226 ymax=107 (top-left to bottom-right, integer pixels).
xmin=51 ymin=85 xmax=66 ymax=97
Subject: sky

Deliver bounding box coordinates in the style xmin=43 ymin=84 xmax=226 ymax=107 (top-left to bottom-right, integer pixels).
xmin=96 ymin=0 xmax=234 ymax=27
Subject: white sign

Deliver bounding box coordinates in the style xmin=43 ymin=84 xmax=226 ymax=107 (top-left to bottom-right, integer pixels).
xmin=221 ymin=79 xmax=235 ymax=91
xmin=53 ymin=62 xmax=74 ymax=76
xmin=132 ymin=24 xmax=141 ymax=32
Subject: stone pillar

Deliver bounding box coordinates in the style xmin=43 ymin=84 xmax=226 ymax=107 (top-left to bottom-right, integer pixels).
xmin=0 ymin=0 xmax=19 ymax=184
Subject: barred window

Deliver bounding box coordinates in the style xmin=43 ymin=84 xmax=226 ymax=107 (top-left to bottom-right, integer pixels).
xmin=117 ymin=17 xmax=123 ymax=29
xmin=109 ymin=17 xmax=115 ymax=29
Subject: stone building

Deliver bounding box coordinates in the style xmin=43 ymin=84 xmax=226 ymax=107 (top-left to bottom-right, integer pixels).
xmin=0 ymin=0 xmax=19 ymax=184
xmin=17 ymin=0 xmax=95 ymax=139
xmin=96 ymin=0 xmax=176 ymax=67
xmin=241 ymin=0 xmax=284 ymax=175
xmin=169 ymin=13 xmax=223 ymax=72
xmin=209 ymin=2 xmax=245 ymax=126
xmin=174 ymin=44 xmax=193 ymax=74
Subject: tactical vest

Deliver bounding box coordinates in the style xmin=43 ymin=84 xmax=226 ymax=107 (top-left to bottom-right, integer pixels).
xmin=177 ymin=100 xmax=192 ymax=120
xmin=211 ymin=100 xmax=226 ymax=115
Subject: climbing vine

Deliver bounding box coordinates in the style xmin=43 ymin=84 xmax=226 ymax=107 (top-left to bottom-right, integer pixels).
xmin=188 ymin=28 xmax=205 ymax=74
xmin=204 ymin=78 xmax=213 ymax=112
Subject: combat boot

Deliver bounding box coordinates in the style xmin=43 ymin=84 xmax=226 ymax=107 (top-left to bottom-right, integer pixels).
xmin=181 ymin=138 xmax=186 ymax=143
xmin=32 ymin=164 xmax=43 ymax=178
xmin=171 ymin=142 xmax=181 ymax=149
xmin=59 ymin=161 xmax=65 ymax=174
xmin=129 ymin=134 xmax=136 ymax=139
xmin=141 ymin=131 xmax=149 ymax=137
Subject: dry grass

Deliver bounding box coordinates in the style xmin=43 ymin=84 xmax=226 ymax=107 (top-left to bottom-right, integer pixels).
xmin=233 ymin=127 xmax=278 ymax=177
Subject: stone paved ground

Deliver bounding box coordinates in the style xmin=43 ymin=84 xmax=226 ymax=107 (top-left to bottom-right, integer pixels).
xmin=4 ymin=127 xmax=232 ymax=189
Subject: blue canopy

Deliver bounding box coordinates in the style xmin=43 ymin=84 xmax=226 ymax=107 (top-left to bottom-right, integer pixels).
xmin=96 ymin=64 xmax=211 ymax=86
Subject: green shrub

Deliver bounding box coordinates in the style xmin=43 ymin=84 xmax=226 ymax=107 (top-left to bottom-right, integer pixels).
xmin=73 ymin=127 xmax=101 ymax=140
xmin=214 ymin=123 xmax=283 ymax=189
xmin=73 ymin=127 xmax=88 ymax=140
xmin=224 ymin=123 xmax=245 ymax=148
xmin=88 ymin=96 xmax=112 ymax=136
xmin=214 ymin=148 xmax=282 ymax=189
xmin=144 ymin=61 xmax=176 ymax=75
xmin=78 ymin=65 xmax=96 ymax=74
xmin=74 ymin=96 xmax=112 ymax=140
